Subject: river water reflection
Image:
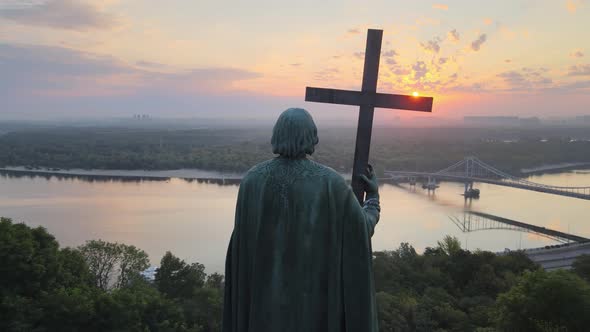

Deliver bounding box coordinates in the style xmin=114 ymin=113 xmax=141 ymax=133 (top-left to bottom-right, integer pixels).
xmin=1 ymin=170 xmax=588 ymax=273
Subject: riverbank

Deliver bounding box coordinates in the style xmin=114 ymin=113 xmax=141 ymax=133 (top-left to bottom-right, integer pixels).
xmin=2 ymin=162 xmax=588 ymax=182
xmin=0 ymin=166 xmax=243 ymax=180
xmin=520 ymin=162 xmax=590 ymax=175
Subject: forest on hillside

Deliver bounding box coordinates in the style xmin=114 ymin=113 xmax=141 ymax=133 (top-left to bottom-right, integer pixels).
xmin=1 ymin=126 xmax=590 ymax=176
xmin=2 ymin=217 xmax=590 ymax=332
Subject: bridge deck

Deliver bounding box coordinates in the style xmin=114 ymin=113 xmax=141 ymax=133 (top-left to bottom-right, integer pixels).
xmin=468 ymin=211 xmax=589 ymax=243
xmin=385 ymin=171 xmax=590 ymax=200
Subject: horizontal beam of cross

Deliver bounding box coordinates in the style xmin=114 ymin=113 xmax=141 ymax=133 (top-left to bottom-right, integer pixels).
xmin=306 ymin=87 xmax=433 ymax=112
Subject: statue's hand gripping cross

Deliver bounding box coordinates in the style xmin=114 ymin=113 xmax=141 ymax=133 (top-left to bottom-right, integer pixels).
xmin=305 ymin=29 xmax=434 ymax=203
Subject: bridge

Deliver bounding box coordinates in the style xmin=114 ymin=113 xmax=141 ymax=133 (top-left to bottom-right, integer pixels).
xmin=450 ymin=211 xmax=589 ymax=244
xmin=452 ymin=211 xmax=590 ymax=270
xmin=385 ymin=156 xmax=590 ymax=200
xmin=518 ymin=242 xmax=590 ymax=271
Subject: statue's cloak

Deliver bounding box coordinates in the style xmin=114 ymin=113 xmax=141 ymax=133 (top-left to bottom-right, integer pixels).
xmin=223 ymin=158 xmax=378 ymax=332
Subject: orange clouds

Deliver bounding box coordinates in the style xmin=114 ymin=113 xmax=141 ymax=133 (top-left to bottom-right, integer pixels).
xmin=432 ymin=4 xmax=449 ymax=10
xmin=566 ymin=0 xmax=583 ymax=13
xmin=448 ymin=29 xmax=460 ymax=42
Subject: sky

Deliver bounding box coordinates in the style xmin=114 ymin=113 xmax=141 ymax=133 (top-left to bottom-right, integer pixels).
xmin=0 ymin=0 xmax=589 ymax=123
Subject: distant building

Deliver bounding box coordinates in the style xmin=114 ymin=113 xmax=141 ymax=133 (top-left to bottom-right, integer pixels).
xmin=141 ymin=266 xmax=158 ymax=281
xmin=463 ymin=116 xmax=540 ymax=127
xmin=464 ymin=116 xmax=519 ymax=126
xmin=519 ymin=117 xmax=541 ymax=126
xmin=133 ymin=114 xmax=152 ymax=120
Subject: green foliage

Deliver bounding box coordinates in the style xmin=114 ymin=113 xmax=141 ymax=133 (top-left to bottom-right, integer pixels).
xmin=572 ymin=254 xmax=590 ymax=282
xmin=155 ymin=252 xmax=222 ymax=331
xmin=1 ymin=126 xmax=590 ymax=174
xmin=495 ymin=269 xmax=590 ymax=332
xmin=2 ymin=218 xmax=590 ymax=332
xmin=436 ymin=235 xmax=462 ymax=256
xmin=0 ymin=217 xmax=60 ymax=297
xmin=0 ymin=218 xmax=222 ymax=332
xmin=206 ymin=273 xmax=224 ymax=290
xmin=78 ymin=239 xmax=149 ymax=290
xmin=155 ymin=251 xmax=207 ymax=299
xmin=117 ymin=243 xmax=150 ymax=289
xmin=373 ymin=241 xmax=540 ymax=331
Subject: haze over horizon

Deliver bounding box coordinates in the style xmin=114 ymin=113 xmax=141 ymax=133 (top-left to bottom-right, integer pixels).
xmin=1 ymin=0 xmax=589 ymax=122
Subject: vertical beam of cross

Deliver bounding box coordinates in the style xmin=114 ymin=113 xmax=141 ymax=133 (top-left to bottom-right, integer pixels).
xmin=305 ymin=29 xmax=433 ymax=203
xmin=351 ymin=29 xmax=383 ymax=203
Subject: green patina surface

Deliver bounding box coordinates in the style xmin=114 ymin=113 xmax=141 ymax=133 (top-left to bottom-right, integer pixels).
xmin=223 ymin=109 xmax=380 ymax=332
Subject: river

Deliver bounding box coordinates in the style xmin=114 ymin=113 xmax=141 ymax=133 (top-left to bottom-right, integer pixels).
xmin=1 ymin=169 xmax=589 ymax=273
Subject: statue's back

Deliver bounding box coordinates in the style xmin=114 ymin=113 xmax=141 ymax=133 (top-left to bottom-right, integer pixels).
xmin=223 ymin=157 xmax=378 ymax=332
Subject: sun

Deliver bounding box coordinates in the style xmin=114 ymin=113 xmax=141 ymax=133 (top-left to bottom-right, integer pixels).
xmin=412 ymin=91 xmax=420 ymax=97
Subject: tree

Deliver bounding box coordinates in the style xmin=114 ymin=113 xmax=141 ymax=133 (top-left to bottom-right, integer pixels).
xmin=57 ymin=247 xmax=94 ymax=289
xmin=79 ymin=240 xmax=121 ymax=290
xmin=495 ymin=269 xmax=590 ymax=331
xmin=436 ymin=235 xmax=462 ymax=256
xmin=0 ymin=217 xmax=60 ymax=297
xmin=572 ymin=254 xmax=590 ymax=282
xmin=376 ymin=292 xmax=413 ymax=332
xmin=0 ymin=218 xmax=97 ymax=331
xmin=155 ymin=252 xmax=206 ymax=299
xmin=94 ymin=279 xmax=186 ymax=332
xmin=206 ymin=273 xmax=224 ymax=290
xmin=117 ymin=244 xmax=149 ymax=289
xmin=78 ymin=240 xmax=149 ymax=290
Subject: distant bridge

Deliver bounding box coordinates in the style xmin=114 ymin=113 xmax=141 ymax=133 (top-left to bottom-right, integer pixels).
xmin=520 ymin=242 xmax=590 ymax=270
xmin=385 ymin=156 xmax=590 ymax=200
xmin=451 ymin=211 xmax=589 ymax=244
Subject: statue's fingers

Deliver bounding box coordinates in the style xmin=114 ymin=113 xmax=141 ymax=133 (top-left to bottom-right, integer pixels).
xmin=366 ymin=164 xmax=375 ymax=177
xmin=360 ymin=174 xmax=369 ymax=183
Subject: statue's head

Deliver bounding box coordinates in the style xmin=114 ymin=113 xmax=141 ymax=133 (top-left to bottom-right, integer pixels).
xmin=271 ymin=108 xmax=319 ymax=158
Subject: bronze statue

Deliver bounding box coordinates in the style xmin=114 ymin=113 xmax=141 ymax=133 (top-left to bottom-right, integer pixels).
xmin=223 ymin=108 xmax=380 ymax=332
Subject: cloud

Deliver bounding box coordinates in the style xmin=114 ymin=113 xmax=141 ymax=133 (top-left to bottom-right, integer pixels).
xmin=438 ymin=57 xmax=448 ymax=65
xmin=0 ymin=0 xmax=118 ymax=30
xmin=412 ymin=61 xmax=428 ymax=80
xmin=505 ymin=59 xmax=512 ymax=63
xmin=568 ymin=64 xmax=590 ymax=76
xmin=497 ymin=68 xmax=553 ymax=89
xmin=290 ymin=63 xmax=302 ymax=67
xmin=559 ymin=80 xmax=590 ymax=90
xmin=415 ymin=17 xmax=440 ymax=26
xmin=570 ymin=50 xmax=585 ymax=58
xmin=382 ymin=49 xmax=398 ymax=58
xmin=393 ymin=68 xmax=411 ymax=75
xmin=353 ymin=51 xmax=365 ymax=60
xmin=421 ymin=39 xmax=441 ymax=53
xmin=0 ymin=43 xmax=273 ymax=119
xmin=483 ymin=18 xmax=493 ymax=25
xmin=347 ymin=28 xmax=360 ymax=34
xmin=470 ymin=34 xmax=487 ymax=51
xmin=314 ymin=67 xmax=339 ymax=81
xmin=566 ymin=0 xmax=582 ymax=13
xmin=136 ymin=60 xmax=168 ymax=69
xmin=432 ymin=4 xmax=448 ymax=10
xmin=0 ymin=43 xmax=260 ymax=98
xmin=385 ymin=58 xmax=397 ymax=65
xmin=447 ymin=29 xmax=460 ymax=42
xmin=497 ymin=71 xmax=526 ymax=86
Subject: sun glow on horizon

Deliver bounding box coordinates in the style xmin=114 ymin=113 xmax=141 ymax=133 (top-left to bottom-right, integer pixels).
xmin=412 ymin=91 xmax=420 ymax=97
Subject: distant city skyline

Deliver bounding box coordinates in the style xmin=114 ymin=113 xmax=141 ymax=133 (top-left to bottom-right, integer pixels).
xmin=0 ymin=0 xmax=589 ymax=121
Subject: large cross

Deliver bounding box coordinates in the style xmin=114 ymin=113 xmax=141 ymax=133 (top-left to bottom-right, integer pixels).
xmin=305 ymin=29 xmax=434 ymax=203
